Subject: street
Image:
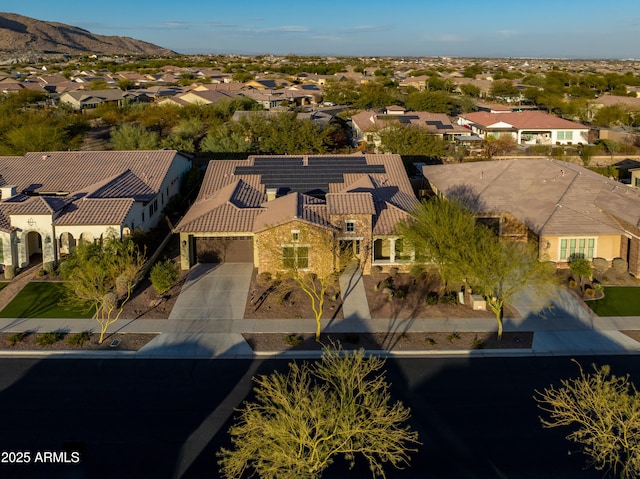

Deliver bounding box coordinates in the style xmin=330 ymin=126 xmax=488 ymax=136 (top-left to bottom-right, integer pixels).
xmin=1 ymin=355 xmax=638 ymax=478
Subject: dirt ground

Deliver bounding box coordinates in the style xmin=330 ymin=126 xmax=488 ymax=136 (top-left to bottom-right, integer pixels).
xmin=362 ymin=272 xmax=519 ymax=320
xmin=243 ymin=331 xmax=533 ymax=352
xmin=244 ymin=271 xmax=344 ymax=320
xmin=0 ymin=332 xmax=157 ymax=351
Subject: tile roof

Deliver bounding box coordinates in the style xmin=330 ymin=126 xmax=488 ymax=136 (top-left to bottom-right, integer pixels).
xmin=178 ymin=154 xmax=416 ymax=237
xmin=423 ymin=159 xmax=640 ymax=236
xmin=54 ymin=198 xmax=135 ymax=226
xmin=351 ymin=110 xmax=469 ymax=135
xmin=460 ymin=111 xmax=588 ymax=130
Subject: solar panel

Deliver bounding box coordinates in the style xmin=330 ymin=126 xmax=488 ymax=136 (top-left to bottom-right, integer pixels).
xmin=234 ymin=157 xmax=387 ymax=195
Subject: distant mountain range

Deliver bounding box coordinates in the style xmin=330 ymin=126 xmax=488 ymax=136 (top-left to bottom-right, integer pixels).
xmin=0 ymin=12 xmax=175 ymax=56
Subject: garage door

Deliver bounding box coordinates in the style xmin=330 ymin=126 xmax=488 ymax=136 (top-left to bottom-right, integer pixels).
xmin=195 ymin=236 xmax=254 ymax=263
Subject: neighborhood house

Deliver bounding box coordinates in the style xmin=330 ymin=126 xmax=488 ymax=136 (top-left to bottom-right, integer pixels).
xmin=0 ymin=150 xmax=192 ymax=277
xmin=423 ymin=158 xmax=640 ymax=276
xmin=175 ymin=153 xmax=418 ymax=275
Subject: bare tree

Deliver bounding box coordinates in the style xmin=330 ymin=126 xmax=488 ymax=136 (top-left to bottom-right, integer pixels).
xmin=218 ymin=344 xmax=420 ymax=479
xmin=535 ymin=361 xmax=640 ymax=479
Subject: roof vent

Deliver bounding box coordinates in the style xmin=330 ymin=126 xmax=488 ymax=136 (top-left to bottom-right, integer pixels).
xmin=41 ymin=154 xmax=50 ymax=160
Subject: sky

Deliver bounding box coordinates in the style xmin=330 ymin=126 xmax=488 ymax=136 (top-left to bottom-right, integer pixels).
xmin=6 ymin=0 xmax=640 ymax=59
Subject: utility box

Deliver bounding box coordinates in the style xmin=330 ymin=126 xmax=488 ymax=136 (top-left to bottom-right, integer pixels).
xmin=470 ymin=294 xmax=486 ymax=311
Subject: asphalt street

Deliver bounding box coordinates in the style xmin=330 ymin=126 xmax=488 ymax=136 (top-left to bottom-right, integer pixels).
xmin=1 ymin=355 xmax=639 ymax=479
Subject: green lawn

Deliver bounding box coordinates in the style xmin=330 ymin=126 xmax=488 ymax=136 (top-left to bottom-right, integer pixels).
xmin=0 ymin=282 xmax=8 ymax=292
xmin=586 ymin=286 xmax=640 ymax=316
xmin=0 ymin=282 xmax=94 ymax=319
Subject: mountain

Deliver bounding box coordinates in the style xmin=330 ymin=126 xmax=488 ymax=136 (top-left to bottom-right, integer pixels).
xmin=0 ymin=12 xmax=175 ymax=55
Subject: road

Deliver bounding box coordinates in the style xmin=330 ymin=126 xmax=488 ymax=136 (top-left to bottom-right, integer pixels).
xmin=1 ymin=355 xmax=638 ymax=479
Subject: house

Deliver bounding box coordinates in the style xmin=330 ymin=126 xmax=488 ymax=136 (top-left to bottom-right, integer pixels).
xmin=174 ymin=154 xmax=418 ymax=275
xmin=457 ymin=111 xmax=590 ymax=145
xmin=164 ymin=89 xmax=239 ymax=106
xmin=0 ymin=150 xmax=192 ymax=276
xmin=351 ymin=106 xmax=471 ymax=150
xmin=422 ymin=159 xmax=640 ymax=276
xmin=58 ymin=89 xmax=131 ymax=111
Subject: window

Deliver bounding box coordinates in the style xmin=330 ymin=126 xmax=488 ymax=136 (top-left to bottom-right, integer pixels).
xmin=282 ymin=246 xmax=308 ymax=269
xmin=635 ymin=177 xmax=640 ymax=188
xmin=557 ymin=131 xmax=573 ymax=141
xmin=345 ymin=220 xmax=355 ymax=233
xmin=291 ymin=230 xmax=299 ymax=242
xmin=560 ymin=237 xmax=595 ymax=260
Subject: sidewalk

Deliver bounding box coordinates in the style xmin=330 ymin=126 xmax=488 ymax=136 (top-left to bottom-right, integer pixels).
xmin=0 ymin=263 xmax=639 ymax=359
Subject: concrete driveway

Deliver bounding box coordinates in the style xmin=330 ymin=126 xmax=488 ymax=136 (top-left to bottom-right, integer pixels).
xmin=169 ymin=262 xmax=253 ymax=322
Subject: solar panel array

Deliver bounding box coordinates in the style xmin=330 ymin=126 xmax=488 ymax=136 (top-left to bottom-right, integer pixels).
xmin=234 ymin=157 xmax=386 ymax=194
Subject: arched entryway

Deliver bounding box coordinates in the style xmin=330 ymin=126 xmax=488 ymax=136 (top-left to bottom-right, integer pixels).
xmin=59 ymin=232 xmax=77 ymax=256
xmin=25 ymin=231 xmax=43 ymax=266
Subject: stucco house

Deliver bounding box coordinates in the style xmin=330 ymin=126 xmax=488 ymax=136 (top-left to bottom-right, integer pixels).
xmin=423 ymin=159 xmax=640 ymax=276
xmin=58 ymin=89 xmax=133 ymax=111
xmin=457 ymin=111 xmax=590 ymax=146
xmin=351 ymin=107 xmax=470 ymax=151
xmin=0 ymin=150 xmax=192 ymax=276
xmin=174 ymin=154 xmax=418 ymax=275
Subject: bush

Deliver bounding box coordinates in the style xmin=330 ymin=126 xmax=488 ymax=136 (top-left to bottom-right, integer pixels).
xmin=592 ymin=257 xmax=609 ymax=275
xmin=568 ymin=278 xmax=578 ymax=288
xmin=67 ymin=331 xmax=93 ymax=347
xmin=370 ymin=265 xmax=383 ymax=278
xmin=6 ymin=331 xmax=30 ymax=347
xmin=257 ymin=272 xmax=272 ymax=284
xmin=471 ymin=336 xmax=484 ymax=349
xmin=583 ymin=287 xmax=595 ymax=298
xmin=394 ymin=288 xmax=406 ymax=300
xmin=612 ymin=257 xmax=628 ymax=274
xmin=425 ymin=292 xmax=439 ymax=305
xmin=284 ymin=334 xmax=303 ymax=346
xmin=150 ymin=259 xmax=180 ymax=295
xmin=36 ymin=332 xmax=66 ymax=347
xmin=440 ymin=293 xmax=457 ymax=305
xmin=447 ymin=332 xmax=461 ymax=342
xmin=425 ymin=337 xmax=437 ymax=346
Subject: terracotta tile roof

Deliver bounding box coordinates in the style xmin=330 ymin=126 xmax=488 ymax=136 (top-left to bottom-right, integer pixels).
xmin=0 ymin=150 xmax=184 ymax=195
xmin=54 ymin=198 xmax=135 ymax=226
xmin=460 ymin=111 xmax=588 ymax=130
xmin=326 ymin=192 xmax=376 ymax=215
xmin=351 ymin=110 xmax=469 ymax=135
xmin=179 ymin=154 xmax=416 ymax=238
xmin=423 ymin=159 xmax=640 ymax=237
xmin=85 ymin=169 xmax=156 ymax=201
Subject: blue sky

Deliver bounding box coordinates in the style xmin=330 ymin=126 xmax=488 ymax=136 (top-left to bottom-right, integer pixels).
xmin=7 ymin=1 xmax=640 ymax=58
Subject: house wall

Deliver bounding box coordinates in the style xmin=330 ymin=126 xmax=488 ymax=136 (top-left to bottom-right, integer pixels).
xmin=541 ymin=234 xmax=621 ymax=263
xmin=331 ymin=213 xmax=373 ymax=272
xmin=255 ymin=221 xmax=335 ymax=275
xmin=611 ymin=216 xmax=640 ymax=277
xmin=550 ymin=129 xmax=590 ymax=145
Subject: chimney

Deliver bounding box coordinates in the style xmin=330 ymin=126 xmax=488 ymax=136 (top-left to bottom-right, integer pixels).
xmin=266 ymin=188 xmax=278 ymax=201
xmin=0 ymin=185 xmax=17 ymax=200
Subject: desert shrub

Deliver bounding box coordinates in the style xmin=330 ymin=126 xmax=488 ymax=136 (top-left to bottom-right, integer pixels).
xmin=568 ymin=278 xmax=578 ymax=288
xmin=6 ymin=331 xmax=30 ymax=346
xmin=471 ymin=336 xmax=484 ymax=349
xmin=591 ymin=257 xmax=609 ymax=275
xmin=382 ymin=277 xmax=394 ymax=289
xmin=35 ymin=268 xmax=46 ymax=277
xmin=583 ymin=287 xmax=595 ymax=298
xmin=150 ymin=259 xmax=179 ymax=295
xmin=612 ymin=257 xmax=628 ymax=274
xmin=344 ymin=333 xmax=360 ymax=344
xmin=425 ymin=292 xmax=439 ymax=305
xmin=425 ymin=337 xmax=437 ymax=346
xmin=257 ymin=272 xmax=272 ymax=284
xmin=388 ymin=267 xmax=399 ymax=277
xmin=593 ymin=282 xmax=604 ymax=293
xmin=440 ymin=293 xmax=457 ymax=305
xmin=447 ymin=332 xmax=461 ymax=342
xmin=36 ymin=332 xmax=66 ymax=347
xmin=284 ymin=334 xmax=303 ymax=346
xmin=67 ymin=331 xmax=93 ymax=347
xmin=394 ymin=288 xmax=406 ymax=300
xmin=409 ymin=264 xmax=427 ymax=281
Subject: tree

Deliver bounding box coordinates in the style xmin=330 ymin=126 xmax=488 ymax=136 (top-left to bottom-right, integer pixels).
xmin=110 ymin=123 xmax=159 ymax=150
xmin=218 ymin=345 xmax=420 ymax=479
xmin=568 ymin=255 xmax=593 ymax=284
xmin=378 ymin=124 xmax=447 ymax=157
xmin=259 ymin=224 xmax=338 ymax=341
xmin=400 ymin=198 xmax=556 ymax=339
xmin=60 ymin=236 xmax=146 ymax=344
xmin=535 ymin=361 xmax=640 ymax=479
xmin=489 ymin=79 xmax=520 ymax=100
xmin=405 ymin=90 xmax=456 ymax=114
xmin=483 ymin=134 xmax=517 ymax=160
xmin=150 ymin=259 xmax=180 ymax=295
xmin=460 ymin=83 xmax=481 ymax=98
xmin=466 ymin=230 xmax=556 ymax=339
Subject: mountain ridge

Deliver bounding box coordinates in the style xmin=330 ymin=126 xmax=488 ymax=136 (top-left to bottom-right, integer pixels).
xmin=0 ymin=12 xmax=175 ymax=56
